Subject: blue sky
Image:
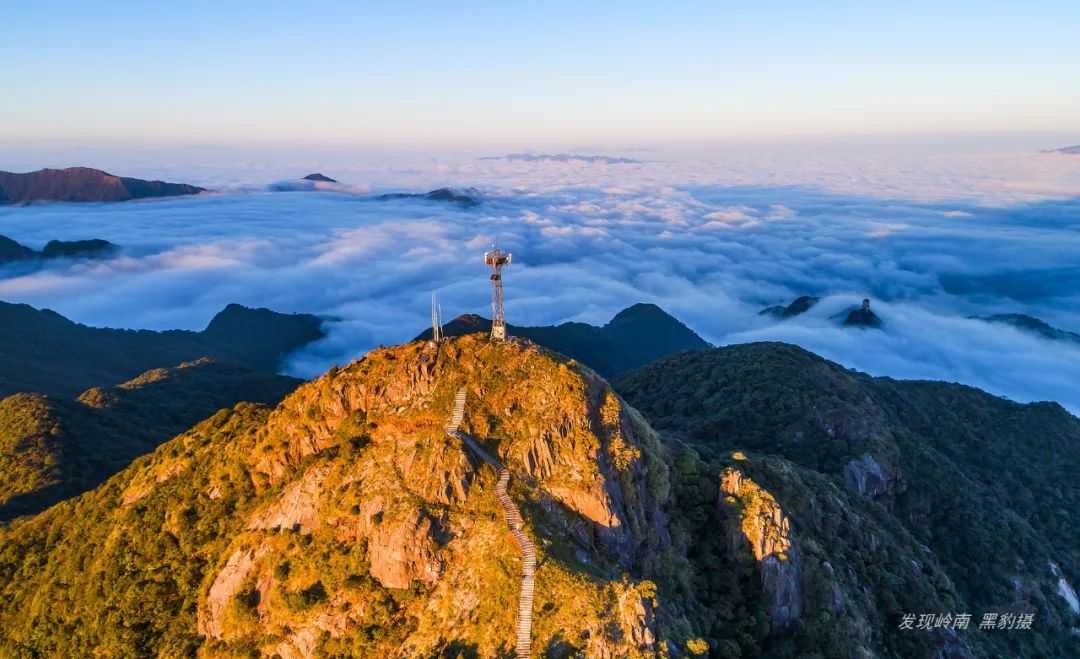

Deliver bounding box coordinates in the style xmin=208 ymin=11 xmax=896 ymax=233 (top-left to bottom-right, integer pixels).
xmin=4 ymin=1 xmax=1080 ymax=146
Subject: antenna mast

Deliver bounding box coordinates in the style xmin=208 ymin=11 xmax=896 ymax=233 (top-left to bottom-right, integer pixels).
xmin=484 ymin=247 xmax=512 ymax=341
xmin=431 ymin=292 xmax=443 ymax=343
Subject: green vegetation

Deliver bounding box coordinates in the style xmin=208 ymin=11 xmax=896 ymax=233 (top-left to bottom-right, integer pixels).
xmin=0 ymin=359 xmax=300 ymax=520
xmin=0 ymin=300 xmax=324 ymax=398
xmin=0 ymin=336 xmax=674 ymax=658
xmin=618 ymin=342 xmax=1080 ymax=657
xmin=1 ymin=334 xmax=1076 ymax=657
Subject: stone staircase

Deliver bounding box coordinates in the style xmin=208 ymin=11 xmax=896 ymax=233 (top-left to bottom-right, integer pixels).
xmin=446 ymin=387 xmax=535 ymax=658
xmin=445 ymin=388 xmax=467 ymax=434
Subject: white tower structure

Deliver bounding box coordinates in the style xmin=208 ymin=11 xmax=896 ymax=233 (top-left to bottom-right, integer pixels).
xmin=484 ymin=247 xmax=512 ymax=341
xmin=431 ymin=293 xmax=443 ymax=343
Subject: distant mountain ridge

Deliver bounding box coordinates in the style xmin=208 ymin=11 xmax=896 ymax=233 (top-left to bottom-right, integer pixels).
xmin=0 ymin=167 xmax=204 ymax=204
xmin=759 ymin=295 xmax=820 ymax=319
xmin=1045 ymin=145 xmax=1080 ymax=155
xmin=0 ymin=235 xmax=116 ymax=265
xmin=416 ymin=302 xmax=710 ymax=377
xmin=760 ymin=295 xmax=884 ymax=327
xmin=375 ymin=187 xmax=481 ymax=206
xmin=0 ymin=301 xmax=325 ymax=397
xmin=973 ymin=313 xmax=1080 ymax=344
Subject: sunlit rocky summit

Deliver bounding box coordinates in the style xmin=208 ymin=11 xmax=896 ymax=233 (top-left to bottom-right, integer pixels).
xmin=1 ymin=327 xmax=1076 ymax=657
xmin=0 ymin=334 xmax=673 ymax=657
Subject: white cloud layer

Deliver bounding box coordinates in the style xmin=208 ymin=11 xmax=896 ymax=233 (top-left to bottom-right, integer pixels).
xmin=1 ymin=145 xmax=1079 ymax=413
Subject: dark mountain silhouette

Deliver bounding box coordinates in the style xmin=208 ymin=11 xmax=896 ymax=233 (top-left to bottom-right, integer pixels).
xmin=0 ymin=236 xmax=35 ymax=263
xmin=0 ymin=301 xmax=325 ymax=398
xmin=302 ymin=173 xmax=338 ymax=182
xmin=416 ymin=303 xmax=710 ymax=377
xmin=41 ymin=239 xmax=117 ymax=259
xmin=759 ymin=295 xmax=821 ymax=319
xmin=1 ymin=235 xmax=118 ymax=266
xmin=973 ymin=313 xmax=1080 ymax=344
xmin=376 ymin=187 xmax=481 ymax=206
xmin=1044 ymin=145 xmax=1080 ymax=155
xmin=0 ymin=167 xmax=204 ymax=204
xmin=832 ymin=298 xmax=883 ymax=328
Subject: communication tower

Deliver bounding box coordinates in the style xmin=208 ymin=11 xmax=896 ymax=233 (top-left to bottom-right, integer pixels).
xmin=484 ymin=247 xmax=512 ymax=340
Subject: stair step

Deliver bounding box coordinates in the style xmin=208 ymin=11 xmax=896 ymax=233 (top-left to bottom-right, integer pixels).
xmin=445 ymin=386 xmax=533 ymax=657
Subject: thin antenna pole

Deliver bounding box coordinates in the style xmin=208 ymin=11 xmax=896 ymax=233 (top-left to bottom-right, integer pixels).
xmin=431 ymin=293 xmax=442 ymax=343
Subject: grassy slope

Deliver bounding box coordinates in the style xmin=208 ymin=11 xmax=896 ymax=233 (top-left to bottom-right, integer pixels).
xmin=0 ymin=359 xmax=301 ymax=521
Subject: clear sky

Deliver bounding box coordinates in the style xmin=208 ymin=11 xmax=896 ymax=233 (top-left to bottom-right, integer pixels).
xmin=4 ymin=1 xmax=1080 ymax=147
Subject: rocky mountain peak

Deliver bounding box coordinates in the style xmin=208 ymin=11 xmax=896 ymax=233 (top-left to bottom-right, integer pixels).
xmin=2 ymin=334 xmax=671 ymax=657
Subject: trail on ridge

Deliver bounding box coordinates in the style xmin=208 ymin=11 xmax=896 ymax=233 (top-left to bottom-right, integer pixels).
xmin=445 ymin=386 xmax=536 ymax=658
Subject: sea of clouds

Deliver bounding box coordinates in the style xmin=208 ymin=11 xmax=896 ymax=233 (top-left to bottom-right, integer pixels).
xmin=1 ymin=140 xmax=1078 ymax=412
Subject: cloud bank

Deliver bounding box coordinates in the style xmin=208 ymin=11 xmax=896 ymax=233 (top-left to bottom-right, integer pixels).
xmin=0 ymin=147 xmax=1078 ymax=413
xmin=480 ymin=153 xmax=644 ymax=165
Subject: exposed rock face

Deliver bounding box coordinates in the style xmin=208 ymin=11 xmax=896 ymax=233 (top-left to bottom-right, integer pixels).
xmin=719 ymin=466 xmax=802 ymax=631
xmin=246 ymin=464 xmax=330 ymax=533
xmin=0 ymin=167 xmax=204 ymax=204
xmin=582 ymin=581 xmax=661 ymax=658
xmin=1050 ymin=562 xmax=1080 ymax=614
xmin=78 ymin=334 xmax=669 ymax=658
xmin=200 ymin=545 xmax=268 ymax=639
xmin=760 ymin=554 xmax=802 ymax=632
xmin=844 ymin=453 xmax=895 ymax=498
xmin=367 ymin=507 xmax=445 ymax=589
